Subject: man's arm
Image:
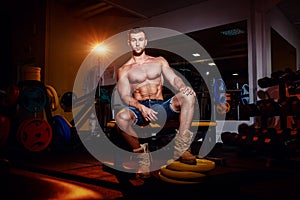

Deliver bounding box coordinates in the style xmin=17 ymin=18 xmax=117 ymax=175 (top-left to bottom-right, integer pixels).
xmin=160 ymin=57 xmax=195 ymax=96
xmin=117 ymin=68 xmax=140 ymax=109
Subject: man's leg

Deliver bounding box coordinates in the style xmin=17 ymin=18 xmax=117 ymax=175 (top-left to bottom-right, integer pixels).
xmin=171 ymin=93 xmax=197 ymax=164
xmin=173 ymin=92 xmax=195 ymax=133
xmin=115 ymin=109 xmax=140 ymax=149
xmin=115 ymin=109 xmax=151 ymax=178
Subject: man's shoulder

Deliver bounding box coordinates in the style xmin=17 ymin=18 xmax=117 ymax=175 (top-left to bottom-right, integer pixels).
xmin=148 ymin=55 xmax=166 ymax=63
xmin=119 ymin=58 xmax=131 ymax=67
xmin=155 ymin=55 xmax=167 ymax=62
xmin=119 ymin=62 xmax=131 ymax=71
xmin=153 ymin=56 xmax=169 ymax=66
xmin=118 ymin=61 xmax=132 ymax=75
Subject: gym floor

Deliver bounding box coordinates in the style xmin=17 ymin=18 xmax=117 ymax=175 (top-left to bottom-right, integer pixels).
xmin=1 ymin=136 xmax=300 ymax=200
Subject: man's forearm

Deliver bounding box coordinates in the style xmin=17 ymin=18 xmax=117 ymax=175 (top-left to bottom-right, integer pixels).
xmin=173 ymin=77 xmax=186 ymax=91
xmin=122 ymin=96 xmax=142 ymax=111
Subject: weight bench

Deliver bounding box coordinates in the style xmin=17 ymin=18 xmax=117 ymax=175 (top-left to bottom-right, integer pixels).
xmin=105 ymin=120 xmax=217 ymax=157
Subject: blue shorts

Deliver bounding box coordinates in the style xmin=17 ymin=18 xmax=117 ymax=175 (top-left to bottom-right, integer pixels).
xmin=120 ymin=97 xmax=180 ymax=126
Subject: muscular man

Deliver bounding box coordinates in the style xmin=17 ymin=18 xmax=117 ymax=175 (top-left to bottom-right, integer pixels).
xmin=115 ymin=27 xmax=196 ymax=178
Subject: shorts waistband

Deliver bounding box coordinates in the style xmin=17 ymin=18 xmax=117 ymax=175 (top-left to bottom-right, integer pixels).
xmin=138 ymin=99 xmax=163 ymax=103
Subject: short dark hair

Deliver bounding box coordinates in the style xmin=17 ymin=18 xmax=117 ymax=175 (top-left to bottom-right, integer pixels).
xmin=128 ymin=27 xmax=146 ymax=38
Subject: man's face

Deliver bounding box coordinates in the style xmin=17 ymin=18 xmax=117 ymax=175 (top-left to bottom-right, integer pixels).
xmin=128 ymin=32 xmax=147 ymax=55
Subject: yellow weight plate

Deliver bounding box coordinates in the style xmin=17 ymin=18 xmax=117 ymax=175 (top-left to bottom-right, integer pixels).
xmin=158 ymin=171 xmax=204 ymax=184
xmin=166 ymin=158 xmax=215 ymax=173
xmin=160 ymin=165 xmax=206 ymax=180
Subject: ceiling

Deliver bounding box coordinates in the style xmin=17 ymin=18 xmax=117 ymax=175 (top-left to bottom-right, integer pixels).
xmin=277 ymin=0 xmax=300 ymax=32
xmin=60 ymin=0 xmax=208 ymax=19
xmin=58 ymin=0 xmax=299 ymax=86
xmin=60 ymin=0 xmax=300 ymax=29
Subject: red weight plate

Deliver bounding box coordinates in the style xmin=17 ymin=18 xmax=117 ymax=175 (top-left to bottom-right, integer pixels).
xmin=18 ymin=118 xmax=52 ymax=152
xmin=0 ymin=116 xmax=11 ymax=147
xmin=2 ymin=85 xmax=20 ymax=107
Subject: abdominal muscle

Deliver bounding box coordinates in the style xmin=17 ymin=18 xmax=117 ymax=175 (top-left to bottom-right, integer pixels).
xmin=133 ymin=83 xmax=164 ymax=101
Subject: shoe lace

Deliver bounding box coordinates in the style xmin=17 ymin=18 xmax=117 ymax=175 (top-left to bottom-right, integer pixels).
xmin=174 ymin=129 xmax=194 ymax=157
xmin=175 ymin=130 xmax=193 ymax=147
xmin=136 ymin=143 xmax=152 ymax=173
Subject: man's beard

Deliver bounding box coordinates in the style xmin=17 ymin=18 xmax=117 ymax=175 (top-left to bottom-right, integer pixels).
xmin=133 ymin=48 xmax=145 ymax=56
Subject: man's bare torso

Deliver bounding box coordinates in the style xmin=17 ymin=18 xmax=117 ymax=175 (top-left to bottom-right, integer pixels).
xmin=119 ymin=56 xmax=164 ymax=101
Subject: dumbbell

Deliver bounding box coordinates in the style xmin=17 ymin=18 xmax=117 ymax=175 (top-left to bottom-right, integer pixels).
xmin=237 ymin=123 xmax=254 ymax=150
xmin=0 ymin=84 xmax=20 ymax=108
xmin=221 ymin=131 xmax=238 ymax=146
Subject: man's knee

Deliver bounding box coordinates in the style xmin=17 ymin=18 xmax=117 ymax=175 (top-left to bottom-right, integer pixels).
xmin=115 ymin=110 xmax=134 ymax=126
xmin=179 ymin=92 xmax=195 ymax=105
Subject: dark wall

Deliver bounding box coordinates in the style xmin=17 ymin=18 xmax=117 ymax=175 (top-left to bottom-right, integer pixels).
xmin=271 ymin=28 xmax=297 ymax=73
xmin=0 ymin=12 xmax=13 ymax=89
xmin=0 ymin=0 xmax=46 ymax=89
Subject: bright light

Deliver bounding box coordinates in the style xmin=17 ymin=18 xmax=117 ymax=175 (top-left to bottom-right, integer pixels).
xmin=208 ymin=62 xmax=216 ymax=66
xmin=93 ymin=44 xmax=107 ymax=55
xmin=206 ymin=71 xmax=210 ymax=75
xmin=232 ymin=73 xmax=239 ymax=76
xmin=192 ymin=53 xmax=200 ymax=57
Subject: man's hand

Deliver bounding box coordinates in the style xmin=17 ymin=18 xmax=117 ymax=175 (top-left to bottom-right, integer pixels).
xmin=179 ymin=86 xmax=196 ymax=96
xmin=140 ymin=105 xmax=158 ymax=122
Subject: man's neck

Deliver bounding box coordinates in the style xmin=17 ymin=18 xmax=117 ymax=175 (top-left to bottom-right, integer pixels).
xmin=132 ymin=53 xmax=148 ymax=64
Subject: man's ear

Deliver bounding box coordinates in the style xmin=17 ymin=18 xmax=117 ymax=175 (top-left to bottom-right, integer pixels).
xmin=145 ymin=39 xmax=148 ymax=46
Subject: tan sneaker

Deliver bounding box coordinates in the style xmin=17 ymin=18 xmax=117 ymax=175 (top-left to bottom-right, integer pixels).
xmin=174 ymin=129 xmax=197 ymax=165
xmin=133 ymin=143 xmax=151 ymax=178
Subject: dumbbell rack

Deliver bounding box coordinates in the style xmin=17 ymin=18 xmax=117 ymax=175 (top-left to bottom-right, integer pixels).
xmin=228 ymin=69 xmax=300 ymax=159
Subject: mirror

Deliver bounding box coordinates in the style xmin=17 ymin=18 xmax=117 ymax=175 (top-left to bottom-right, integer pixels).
xmin=187 ymin=20 xmax=249 ymax=120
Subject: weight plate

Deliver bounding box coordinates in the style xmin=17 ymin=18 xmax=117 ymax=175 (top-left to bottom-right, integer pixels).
xmin=17 ymin=118 xmax=52 ymax=152
xmin=20 ymin=86 xmax=47 ymax=113
xmin=0 ymin=116 xmax=11 ymax=147
xmin=241 ymin=84 xmax=250 ymax=105
xmin=2 ymin=84 xmax=20 ymax=107
xmin=213 ymin=78 xmax=226 ymax=104
xmin=216 ymin=102 xmax=230 ymax=115
xmin=60 ymin=92 xmax=76 ymax=112
xmin=53 ymin=115 xmax=71 ymax=146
